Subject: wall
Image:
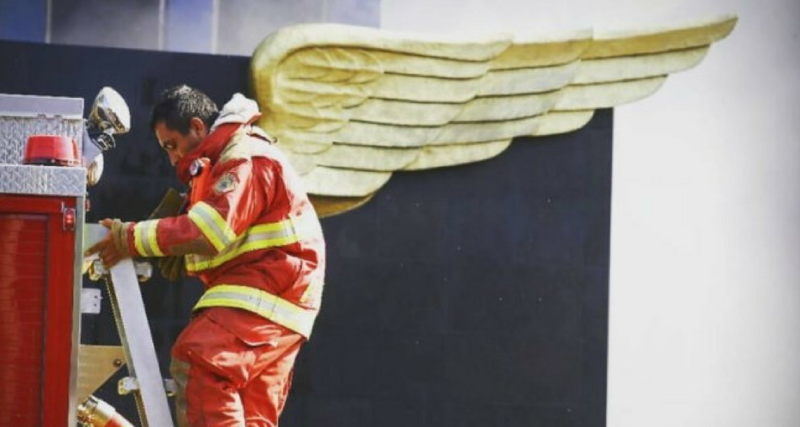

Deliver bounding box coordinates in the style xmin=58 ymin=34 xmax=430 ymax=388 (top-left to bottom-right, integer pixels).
xmin=1 ymin=0 xmax=797 ymax=425
xmin=380 ymin=1 xmax=800 ymax=426
xmin=0 ymin=41 xmax=614 ymax=426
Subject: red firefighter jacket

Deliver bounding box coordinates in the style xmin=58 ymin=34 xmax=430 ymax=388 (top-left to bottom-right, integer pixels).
xmin=125 ymin=115 xmax=325 ymax=339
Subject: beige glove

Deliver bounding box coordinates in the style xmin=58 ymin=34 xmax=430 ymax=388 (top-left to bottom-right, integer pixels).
xmin=86 ymin=218 xmax=132 ymax=268
xmin=109 ymin=218 xmax=132 ymax=258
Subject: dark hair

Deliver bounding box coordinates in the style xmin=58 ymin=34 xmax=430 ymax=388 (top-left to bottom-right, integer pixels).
xmin=150 ymin=85 xmax=219 ymax=134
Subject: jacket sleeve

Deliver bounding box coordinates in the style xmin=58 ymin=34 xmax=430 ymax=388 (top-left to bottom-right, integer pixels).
xmin=126 ymin=158 xmax=273 ymax=257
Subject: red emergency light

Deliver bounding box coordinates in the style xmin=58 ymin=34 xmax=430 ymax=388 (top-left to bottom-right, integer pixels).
xmin=23 ymin=135 xmax=80 ymax=166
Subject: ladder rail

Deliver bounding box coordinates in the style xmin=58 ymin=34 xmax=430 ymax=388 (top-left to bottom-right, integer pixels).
xmin=105 ymin=258 xmax=174 ymax=427
xmin=84 ymin=223 xmax=174 ymax=427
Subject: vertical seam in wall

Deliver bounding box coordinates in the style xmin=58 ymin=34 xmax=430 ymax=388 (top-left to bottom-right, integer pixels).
xmin=45 ymin=0 xmax=52 ymax=43
xmin=211 ymin=0 xmax=220 ymax=54
xmin=158 ymin=0 xmax=166 ymax=50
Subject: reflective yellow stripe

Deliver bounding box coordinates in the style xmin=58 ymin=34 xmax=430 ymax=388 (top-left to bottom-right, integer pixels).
xmin=134 ymin=222 xmax=147 ymax=256
xmin=146 ymin=220 xmax=164 ymax=256
xmin=251 ymin=220 xmax=289 ymax=233
xmin=185 ymin=213 xmax=322 ymax=272
xmin=194 ymin=285 xmax=317 ymax=338
xmin=133 ymin=219 xmax=164 ymax=257
xmin=188 ymin=202 xmax=237 ymax=252
xmin=185 ymin=220 xmax=297 ymax=271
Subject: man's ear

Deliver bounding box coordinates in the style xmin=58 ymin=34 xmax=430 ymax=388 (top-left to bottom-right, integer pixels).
xmin=189 ymin=117 xmax=208 ymax=137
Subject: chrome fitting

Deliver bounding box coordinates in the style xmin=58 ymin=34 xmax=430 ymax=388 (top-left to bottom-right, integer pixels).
xmin=77 ymin=395 xmax=115 ymax=427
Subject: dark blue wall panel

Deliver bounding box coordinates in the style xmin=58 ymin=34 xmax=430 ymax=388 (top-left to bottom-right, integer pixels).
xmin=0 ymin=40 xmax=610 ymax=427
xmin=0 ymin=0 xmax=46 ymax=42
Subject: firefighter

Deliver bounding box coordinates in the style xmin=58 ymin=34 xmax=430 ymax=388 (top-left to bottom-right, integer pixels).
xmin=86 ymin=85 xmax=325 ymax=427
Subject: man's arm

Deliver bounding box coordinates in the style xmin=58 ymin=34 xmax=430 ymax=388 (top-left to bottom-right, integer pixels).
xmin=87 ymin=158 xmax=270 ymax=267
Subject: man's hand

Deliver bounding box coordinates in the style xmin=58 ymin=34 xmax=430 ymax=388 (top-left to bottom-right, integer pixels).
xmin=85 ymin=218 xmax=131 ymax=268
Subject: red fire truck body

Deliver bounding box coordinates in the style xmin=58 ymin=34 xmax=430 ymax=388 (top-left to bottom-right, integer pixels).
xmin=0 ymin=93 xmax=86 ymax=426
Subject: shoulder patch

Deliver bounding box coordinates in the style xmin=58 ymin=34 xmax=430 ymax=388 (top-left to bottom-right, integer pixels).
xmin=213 ymin=172 xmax=237 ymax=195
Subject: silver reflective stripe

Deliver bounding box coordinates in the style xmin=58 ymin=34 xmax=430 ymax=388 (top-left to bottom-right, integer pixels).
xmin=140 ymin=220 xmax=161 ymax=256
xmin=200 ymin=291 xmax=275 ymax=310
xmin=134 ymin=219 xmax=163 ymax=257
xmin=194 ymin=285 xmax=317 ymax=338
xmin=185 ymin=211 xmax=322 ymax=273
xmin=246 ymin=220 xmax=296 ymax=244
xmin=185 ymin=223 xmax=296 ymax=272
xmin=187 ymin=202 xmax=236 ymax=251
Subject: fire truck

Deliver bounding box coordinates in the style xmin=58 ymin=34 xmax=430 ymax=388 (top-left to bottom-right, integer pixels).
xmin=0 ymin=89 xmax=174 ymax=427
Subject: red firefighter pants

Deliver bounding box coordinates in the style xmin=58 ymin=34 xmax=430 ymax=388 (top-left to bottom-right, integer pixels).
xmin=170 ymin=307 xmax=304 ymax=427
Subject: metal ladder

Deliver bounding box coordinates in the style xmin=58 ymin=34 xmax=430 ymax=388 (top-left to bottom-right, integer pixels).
xmin=82 ymin=224 xmax=175 ymax=427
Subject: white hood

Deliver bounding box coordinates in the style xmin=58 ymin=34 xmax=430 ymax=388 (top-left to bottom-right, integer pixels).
xmin=210 ymin=93 xmax=260 ymax=131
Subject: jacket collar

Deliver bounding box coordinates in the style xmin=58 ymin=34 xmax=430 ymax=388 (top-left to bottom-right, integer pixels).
xmin=174 ymin=94 xmax=262 ymax=183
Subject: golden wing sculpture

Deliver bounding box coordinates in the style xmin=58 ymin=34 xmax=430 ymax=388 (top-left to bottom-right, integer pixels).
xmin=250 ymin=14 xmax=737 ymax=217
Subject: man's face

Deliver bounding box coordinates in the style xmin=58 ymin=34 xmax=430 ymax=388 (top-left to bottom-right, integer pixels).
xmin=154 ymin=117 xmax=208 ymax=166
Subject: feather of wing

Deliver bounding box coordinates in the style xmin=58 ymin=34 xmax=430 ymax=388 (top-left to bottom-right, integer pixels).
xmin=584 ymin=14 xmax=737 ymax=59
xmin=478 ymin=62 xmax=581 ymax=96
xmin=531 ymin=111 xmax=595 ymax=136
xmin=348 ymin=99 xmax=464 ymax=126
xmin=281 ymin=150 xmax=317 ymax=175
xmin=554 ymin=76 xmax=667 ymax=110
xmin=572 ymin=46 xmax=709 ymax=84
xmin=370 ymin=51 xmax=491 ymax=78
xmin=301 ymin=166 xmax=391 ymax=197
xmin=491 ymin=30 xmax=593 ymax=69
xmin=402 ymin=140 xmax=512 ymax=171
xmin=369 ymin=74 xmax=484 ymax=103
xmin=456 ymin=92 xmax=562 ymax=122
xmin=332 ymin=115 xmax=545 ymax=148
xmin=314 ymin=144 xmax=420 ymax=171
